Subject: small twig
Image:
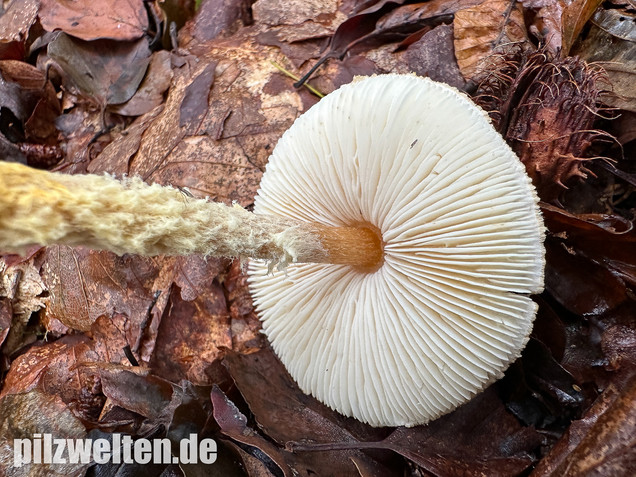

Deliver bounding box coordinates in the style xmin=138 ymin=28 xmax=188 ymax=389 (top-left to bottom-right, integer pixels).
xmin=270 ymin=61 xmax=324 ymax=98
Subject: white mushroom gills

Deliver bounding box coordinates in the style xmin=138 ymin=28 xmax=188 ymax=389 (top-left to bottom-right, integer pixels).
xmin=248 ymin=74 xmax=545 ymax=428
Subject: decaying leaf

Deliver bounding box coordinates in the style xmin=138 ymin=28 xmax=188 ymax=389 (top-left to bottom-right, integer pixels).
xmin=0 ymin=390 xmax=88 ymax=477
xmin=453 ymin=0 xmax=530 ymax=83
xmin=47 ymin=33 xmax=151 ymax=105
xmin=88 ymin=33 xmax=304 ymax=205
xmin=39 ymin=0 xmax=149 ymax=42
xmin=532 ymin=375 xmax=636 ymax=476
xmin=109 ymin=50 xmax=173 ymax=117
xmin=0 ymin=0 xmax=634 ymax=475
xmin=572 ymin=7 xmax=636 ymax=112
xmin=0 ymin=0 xmax=39 ymax=60
xmin=522 ymin=0 xmax=603 ymax=56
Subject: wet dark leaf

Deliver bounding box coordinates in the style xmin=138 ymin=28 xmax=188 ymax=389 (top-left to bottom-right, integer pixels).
xmin=223 ymin=349 xmax=392 ymax=476
xmin=532 ymin=374 xmax=636 ymax=476
xmin=291 ymin=387 xmax=541 ymax=476
xmin=542 ymin=204 xmax=636 ymax=284
xmin=211 ymin=385 xmax=292 ymax=476
xmin=545 ymin=237 xmax=628 ymax=316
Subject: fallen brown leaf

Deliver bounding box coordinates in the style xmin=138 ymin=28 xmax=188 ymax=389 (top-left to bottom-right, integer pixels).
xmin=88 ymin=33 xmax=301 ymax=205
xmin=39 ymin=0 xmax=148 ymax=42
xmin=532 ymin=374 xmax=636 ymax=476
xmin=0 ymin=390 xmax=88 ymax=476
xmin=150 ymin=283 xmax=231 ymax=385
xmin=223 ymin=348 xmax=394 ymax=476
xmin=454 ymin=0 xmax=530 ymax=83
xmin=211 ymin=385 xmax=293 ymax=476
xmin=109 ymin=50 xmax=173 ymax=117
xmin=47 ymin=34 xmax=151 ymax=105
xmin=572 ymin=7 xmax=636 ymax=112
xmin=0 ymin=0 xmax=38 ymax=60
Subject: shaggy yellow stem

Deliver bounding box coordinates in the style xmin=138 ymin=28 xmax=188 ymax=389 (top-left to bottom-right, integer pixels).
xmin=0 ymin=162 xmax=383 ymax=269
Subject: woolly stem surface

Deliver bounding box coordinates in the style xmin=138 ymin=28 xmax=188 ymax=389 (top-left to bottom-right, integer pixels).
xmin=0 ymin=162 xmax=383 ymax=269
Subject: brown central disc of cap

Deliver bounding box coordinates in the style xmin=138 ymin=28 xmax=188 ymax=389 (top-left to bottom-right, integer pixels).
xmin=313 ymin=222 xmax=385 ymax=273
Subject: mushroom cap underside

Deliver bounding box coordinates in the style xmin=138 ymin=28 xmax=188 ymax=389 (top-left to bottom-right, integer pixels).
xmin=248 ymin=74 xmax=545 ymax=428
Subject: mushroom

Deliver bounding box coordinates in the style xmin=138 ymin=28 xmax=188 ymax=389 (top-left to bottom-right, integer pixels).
xmin=0 ymin=74 xmax=544 ymax=428
xmin=248 ymin=74 xmax=545 ymax=427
